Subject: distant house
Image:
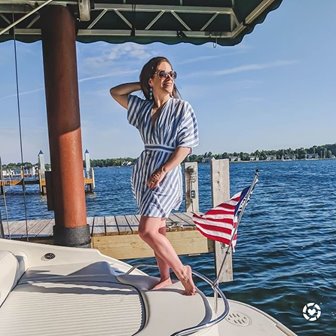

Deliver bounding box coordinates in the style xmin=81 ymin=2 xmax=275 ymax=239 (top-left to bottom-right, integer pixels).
xmin=306 ymin=153 xmax=319 ymax=160
xmin=229 ymin=156 xmax=241 ymax=162
xmin=121 ymin=161 xmax=133 ymax=166
xmin=201 ymin=157 xmax=211 ymax=163
xmin=266 ymin=155 xmax=277 ymax=161
xmin=250 ymin=156 xmax=259 ymax=161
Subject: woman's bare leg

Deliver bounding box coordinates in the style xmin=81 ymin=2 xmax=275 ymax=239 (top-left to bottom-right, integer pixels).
xmin=152 ymin=221 xmax=173 ymax=289
xmin=139 ymin=215 xmax=196 ymax=295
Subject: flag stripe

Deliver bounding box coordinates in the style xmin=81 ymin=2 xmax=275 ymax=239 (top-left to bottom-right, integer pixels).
xmin=195 ymin=228 xmax=232 ymax=245
xmin=194 ymin=222 xmax=233 ymax=235
xmin=193 ymin=181 xmax=257 ymax=252
xmin=193 ymin=219 xmax=234 ymax=229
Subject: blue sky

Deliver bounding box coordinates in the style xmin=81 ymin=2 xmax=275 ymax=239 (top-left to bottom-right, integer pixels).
xmin=1 ymin=0 xmax=336 ymax=164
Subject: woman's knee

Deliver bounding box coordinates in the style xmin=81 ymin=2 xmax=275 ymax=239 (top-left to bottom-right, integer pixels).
xmin=138 ymin=216 xmax=164 ymax=240
xmin=138 ymin=226 xmax=155 ymax=241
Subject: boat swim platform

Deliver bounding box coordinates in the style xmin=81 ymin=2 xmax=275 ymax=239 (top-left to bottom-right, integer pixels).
xmin=2 ymin=212 xmax=214 ymax=259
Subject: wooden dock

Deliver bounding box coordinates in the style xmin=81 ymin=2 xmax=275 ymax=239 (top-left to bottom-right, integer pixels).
xmin=2 ymin=212 xmax=213 ymax=259
xmin=0 ymin=177 xmax=95 ymax=194
xmin=1 ymin=160 xmax=233 ymax=281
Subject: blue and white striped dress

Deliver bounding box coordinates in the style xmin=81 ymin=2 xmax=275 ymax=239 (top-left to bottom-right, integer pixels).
xmin=128 ymin=95 xmax=199 ymax=218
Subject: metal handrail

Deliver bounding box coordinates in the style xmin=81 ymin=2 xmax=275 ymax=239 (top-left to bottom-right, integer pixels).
xmin=126 ymin=264 xmax=230 ymax=336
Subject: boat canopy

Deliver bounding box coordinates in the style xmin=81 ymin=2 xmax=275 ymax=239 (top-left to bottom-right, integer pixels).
xmin=0 ymin=0 xmax=282 ymax=45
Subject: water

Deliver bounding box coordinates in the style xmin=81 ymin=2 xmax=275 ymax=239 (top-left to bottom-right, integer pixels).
xmin=1 ymin=160 xmax=335 ymax=336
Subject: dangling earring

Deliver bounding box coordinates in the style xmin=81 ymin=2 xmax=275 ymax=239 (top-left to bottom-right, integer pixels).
xmin=149 ymin=87 xmax=153 ymax=100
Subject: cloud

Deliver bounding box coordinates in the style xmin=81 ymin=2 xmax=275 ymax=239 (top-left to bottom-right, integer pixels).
xmin=215 ymin=60 xmax=298 ymax=76
xmin=177 ymin=55 xmax=222 ymax=66
xmin=183 ymin=59 xmax=298 ymax=79
xmin=83 ymin=43 xmax=153 ymax=68
xmin=78 ymin=68 xmax=138 ymax=84
xmin=0 ymin=87 xmax=44 ymax=102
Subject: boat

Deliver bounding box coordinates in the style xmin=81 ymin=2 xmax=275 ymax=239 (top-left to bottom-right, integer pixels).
xmin=0 ymin=238 xmax=296 ymax=336
xmin=0 ymin=1 xmax=297 ymax=335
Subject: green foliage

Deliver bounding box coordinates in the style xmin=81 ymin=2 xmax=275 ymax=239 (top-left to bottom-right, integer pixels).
xmin=90 ymin=157 xmax=136 ymax=167
xmin=2 ymin=143 xmax=336 ymax=167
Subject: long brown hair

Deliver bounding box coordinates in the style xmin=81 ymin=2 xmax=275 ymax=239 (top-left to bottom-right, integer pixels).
xmin=139 ymin=56 xmax=180 ymax=100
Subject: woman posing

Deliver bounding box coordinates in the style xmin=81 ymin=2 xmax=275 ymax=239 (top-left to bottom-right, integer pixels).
xmin=110 ymin=56 xmax=199 ymax=295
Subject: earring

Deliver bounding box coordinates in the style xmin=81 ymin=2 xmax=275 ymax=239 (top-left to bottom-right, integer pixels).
xmin=149 ymin=87 xmax=153 ymax=100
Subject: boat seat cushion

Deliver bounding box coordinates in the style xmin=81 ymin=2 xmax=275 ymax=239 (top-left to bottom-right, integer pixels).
xmin=0 ymin=251 xmax=23 ymax=306
xmin=0 ymin=280 xmax=144 ymax=336
xmin=19 ymin=260 xmax=118 ymax=283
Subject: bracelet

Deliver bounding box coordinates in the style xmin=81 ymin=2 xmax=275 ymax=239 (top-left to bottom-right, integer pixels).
xmin=160 ymin=165 xmax=167 ymax=173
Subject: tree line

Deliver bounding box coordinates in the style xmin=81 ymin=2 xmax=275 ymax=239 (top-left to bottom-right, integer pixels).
xmin=189 ymin=144 xmax=336 ymax=162
xmin=2 ymin=143 xmax=335 ymax=169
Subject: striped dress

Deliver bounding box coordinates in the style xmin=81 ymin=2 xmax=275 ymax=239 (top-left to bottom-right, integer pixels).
xmin=128 ymin=95 xmax=199 ymax=218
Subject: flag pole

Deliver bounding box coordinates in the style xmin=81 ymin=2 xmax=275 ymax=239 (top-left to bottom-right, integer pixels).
xmin=212 ymin=170 xmax=259 ymax=312
xmin=213 ymin=170 xmax=258 ymax=287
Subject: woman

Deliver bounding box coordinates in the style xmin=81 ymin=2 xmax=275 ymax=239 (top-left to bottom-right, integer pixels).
xmin=110 ymin=56 xmax=199 ymax=295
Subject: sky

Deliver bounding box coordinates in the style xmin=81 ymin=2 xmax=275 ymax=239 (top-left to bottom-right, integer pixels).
xmin=0 ymin=0 xmax=336 ymax=164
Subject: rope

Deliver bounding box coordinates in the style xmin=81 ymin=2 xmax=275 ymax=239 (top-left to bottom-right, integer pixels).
xmin=0 ymin=183 xmax=11 ymax=239
xmin=12 ymin=16 xmax=29 ymax=241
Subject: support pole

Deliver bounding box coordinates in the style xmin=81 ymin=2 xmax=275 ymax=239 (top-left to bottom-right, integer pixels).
xmin=210 ymin=158 xmax=232 ymax=282
xmin=41 ymin=5 xmax=90 ymax=247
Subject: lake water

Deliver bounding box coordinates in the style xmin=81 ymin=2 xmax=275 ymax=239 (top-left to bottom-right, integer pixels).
xmin=1 ymin=159 xmax=335 ymax=336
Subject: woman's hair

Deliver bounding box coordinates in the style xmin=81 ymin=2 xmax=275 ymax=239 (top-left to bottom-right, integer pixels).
xmin=139 ymin=56 xmax=180 ymax=100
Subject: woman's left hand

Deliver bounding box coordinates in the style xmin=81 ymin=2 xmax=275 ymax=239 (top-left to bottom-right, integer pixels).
xmin=147 ymin=166 xmax=167 ymax=189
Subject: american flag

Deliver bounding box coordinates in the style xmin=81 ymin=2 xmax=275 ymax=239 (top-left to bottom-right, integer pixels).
xmin=193 ymin=178 xmax=257 ymax=251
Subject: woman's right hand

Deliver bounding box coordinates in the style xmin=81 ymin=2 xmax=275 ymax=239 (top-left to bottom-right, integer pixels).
xmin=147 ymin=166 xmax=167 ymax=189
xmin=110 ymin=82 xmax=141 ymax=109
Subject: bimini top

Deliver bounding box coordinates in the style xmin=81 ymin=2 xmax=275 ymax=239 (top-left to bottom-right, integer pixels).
xmin=0 ymin=0 xmax=282 ymax=45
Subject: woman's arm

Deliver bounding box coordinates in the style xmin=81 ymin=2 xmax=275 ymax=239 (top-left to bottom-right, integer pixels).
xmin=147 ymin=147 xmax=191 ymax=189
xmin=110 ymin=82 xmax=141 ymax=109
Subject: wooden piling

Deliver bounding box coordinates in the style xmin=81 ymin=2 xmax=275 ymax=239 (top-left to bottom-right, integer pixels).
xmin=210 ymin=158 xmax=232 ymax=282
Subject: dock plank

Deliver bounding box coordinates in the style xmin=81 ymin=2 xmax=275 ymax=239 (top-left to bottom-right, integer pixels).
xmin=9 ymin=220 xmax=29 ymax=239
xmin=5 ymin=212 xmax=199 ymax=238
xmin=115 ymin=215 xmax=132 ymax=234
xmin=38 ymin=219 xmax=54 ymax=236
xmin=92 ymin=216 xmax=106 ymax=236
xmin=173 ymin=212 xmax=195 ymax=228
xmin=105 ymin=216 xmax=118 ymax=234
xmin=124 ymin=215 xmax=139 ymax=233
xmin=28 ymin=219 xmax=51 ymax=238
xmin=167 ymin=213 xmax=185 ymax=231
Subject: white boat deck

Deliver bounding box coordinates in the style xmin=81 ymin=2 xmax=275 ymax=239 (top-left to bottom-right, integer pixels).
xmin=0 ymin=239 xmax=297 ymax=336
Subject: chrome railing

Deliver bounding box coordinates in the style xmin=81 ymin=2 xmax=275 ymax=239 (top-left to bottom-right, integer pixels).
xmin=126 ymin=264 xmax=230 ymax=336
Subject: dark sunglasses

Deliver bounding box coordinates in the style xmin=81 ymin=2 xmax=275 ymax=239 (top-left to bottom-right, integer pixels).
xmin=154 ymin=70 xmax=177 ymax=80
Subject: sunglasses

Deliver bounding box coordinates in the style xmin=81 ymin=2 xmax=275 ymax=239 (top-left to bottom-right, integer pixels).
xmin=154 ymin=70 xmax=177 ymax=80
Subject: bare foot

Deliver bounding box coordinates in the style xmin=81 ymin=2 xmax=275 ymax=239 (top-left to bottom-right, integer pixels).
xmin=180 ymin=265 xmax=196 ymax=296
xmin=151 ymin=278 xmax=173 ymax=290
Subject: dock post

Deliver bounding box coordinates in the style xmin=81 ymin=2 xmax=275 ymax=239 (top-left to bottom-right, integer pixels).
xmin=38 ymin=150 xmax=46 ymax=194
xmin=84 ymin=149 xmax=91 ymax=178
xmin=90 ymin=167 xmax=95 ymax=189
xmin=41 ymin=6 xmax=90 ymax=248
xmin=184 ymin=162 xmax=199 ymax=213
xmin=210 ymin=158 xmax=232 ymax=282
